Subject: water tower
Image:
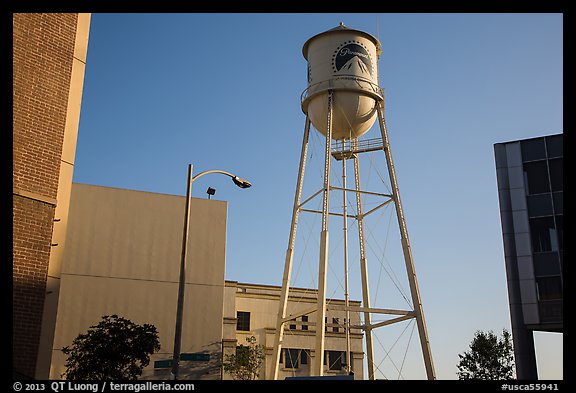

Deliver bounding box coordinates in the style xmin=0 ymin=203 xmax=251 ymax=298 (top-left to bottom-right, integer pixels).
xmin=270 ymin=23 xmax=435 ymax=380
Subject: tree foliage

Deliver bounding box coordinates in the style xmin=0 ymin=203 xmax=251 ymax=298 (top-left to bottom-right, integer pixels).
xmin=222 ymin=336 xmax=265 ymax=380
xmin=61 ymin=315 xmax=161 ymax=380
xmin=457 ymin=329 xmax=515 ymax=380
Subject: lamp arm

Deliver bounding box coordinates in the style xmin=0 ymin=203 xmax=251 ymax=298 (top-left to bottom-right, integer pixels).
xmin=191 ymin=169 xmax=236 ymax=183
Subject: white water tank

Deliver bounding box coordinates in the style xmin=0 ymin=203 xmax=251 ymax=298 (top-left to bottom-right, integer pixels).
xmin=302 ymin=23 xmax=383 ymax=140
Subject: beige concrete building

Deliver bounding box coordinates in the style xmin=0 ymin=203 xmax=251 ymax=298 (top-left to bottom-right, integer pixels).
xmin=223 ymin=281 xmax=364 ymax=380
xmin=50 ymin=183 xmax=227 ymax=380
xmin=50 ymin=183 xmax=363 ymax=380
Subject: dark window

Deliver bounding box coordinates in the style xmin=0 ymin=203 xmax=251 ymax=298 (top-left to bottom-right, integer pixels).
xmin=236 ymin=311 xmax=250 ymax=331
xmin=533 ymin=252 xmax=561 ymax=277
xmin=285 ymin=348 xmax=300 ymax=368
xmin=548 ymin=158 xmax=563 ymax=192
xmin=325 ymin=351 xmax=344 ymax=371
xmin=529 ymin=217 xmax=558 ymax=253
xmin=527 ymin=194 xmax=553 ymax=217
xmin=536 ymin=276 xmax=562 ymax=301
xmin=332 ymin=318 xmax=340 ymax=333
xmin=301 ymin=315 xmax=309 ymax=331
xmin=289 ymin=319 xmax=296 ymax=330
xmin=521 ymin=138 xmax=546 ymax=161
xmin=539 ymin=300 xmax=563 ymax=323
xmin=523 ymin=161 xmax=550 ymax=195
xmin=282 ymin=349 xmax=309 ymax=367
xmin=545 ymin=135 xmax=563 ymax=158
xmin=555 ymin=215 xmax=563 ymax=251
xmin=553 ymin=192 xmax=563 ymax=215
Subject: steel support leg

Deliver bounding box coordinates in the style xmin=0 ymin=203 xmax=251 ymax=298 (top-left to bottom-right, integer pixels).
xmin=376 ymin=103 xmax=436 ymax=380
xmin=352 ymin=142 xmax=376 ymax=380
xmin=341 ymin=151 xmax=352 ymax=374
xmin=312 ymin=90 xmax=333 ymax=376
xmin=270 ymin=117 xmax=311 ymax=380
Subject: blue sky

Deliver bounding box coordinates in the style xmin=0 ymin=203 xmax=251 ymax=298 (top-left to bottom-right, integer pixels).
xmin=73 ymin=13 xmax=563 ymax=380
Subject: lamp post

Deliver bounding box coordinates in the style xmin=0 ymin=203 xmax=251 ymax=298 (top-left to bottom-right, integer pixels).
xmin=170 ymin=164 xmax=251 ymax=380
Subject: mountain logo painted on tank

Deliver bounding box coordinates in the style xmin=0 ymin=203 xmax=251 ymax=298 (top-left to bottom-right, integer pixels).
xmin=332 ymin=41 xmax=373 ymax=77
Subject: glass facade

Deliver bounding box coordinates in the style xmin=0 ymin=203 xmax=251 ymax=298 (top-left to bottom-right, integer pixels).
xmin=495 ymin=133 xmax=562 ymax=379
xmin=520 ymin=135 xmax=563 ymax=324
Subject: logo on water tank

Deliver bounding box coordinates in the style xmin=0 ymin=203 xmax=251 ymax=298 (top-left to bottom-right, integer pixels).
xmin=332 ymin=41 xmax=373 ymax=77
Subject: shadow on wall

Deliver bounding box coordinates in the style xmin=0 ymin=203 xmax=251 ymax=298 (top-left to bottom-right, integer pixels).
xmin=13 ymin=275 xmax=50 ymax=379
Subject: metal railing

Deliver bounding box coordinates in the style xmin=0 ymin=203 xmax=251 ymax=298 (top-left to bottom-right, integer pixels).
xmin=331 ymin=137 xmax=384 ymax=160
xmin=301 ymin=76 xmax=384 ymax=106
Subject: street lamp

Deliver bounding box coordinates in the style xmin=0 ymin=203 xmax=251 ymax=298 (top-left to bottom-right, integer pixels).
xmin=170 ymin=164 xmax=251 ymax=380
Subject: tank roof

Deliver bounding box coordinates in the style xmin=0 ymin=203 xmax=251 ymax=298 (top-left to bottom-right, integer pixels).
xmin=302 ymin=22 xmax=381 ymax=59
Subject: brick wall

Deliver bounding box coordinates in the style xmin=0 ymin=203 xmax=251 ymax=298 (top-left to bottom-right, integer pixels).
xmin=12 ymin=198 xmax=55 ymax=377
xmin=13 ymin=13 xmax=79 ymax=378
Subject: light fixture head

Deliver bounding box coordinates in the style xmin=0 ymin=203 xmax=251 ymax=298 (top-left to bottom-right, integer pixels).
xmin=232 ymin=176 xmax=252 ymax=189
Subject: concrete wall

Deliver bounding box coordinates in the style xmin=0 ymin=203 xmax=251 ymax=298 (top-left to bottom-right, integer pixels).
xmin=50 ymin=184 xmax=227 ymax=379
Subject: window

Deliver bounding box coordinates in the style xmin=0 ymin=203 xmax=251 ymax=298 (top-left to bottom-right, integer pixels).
xmin=529 ymin=217 xmax=558 ymax=253
xmin=553 ymin=192 xmax=563 ymax=215
xmin=324 ymin=350 xmax=344 ymax=371
xmin=527 ymin=194 xmax=553 ymax=218
xmin=301 ymin=315 xmax=309 ymax=331
xmin=533 ymin=252 xmax=561 ymax=277
xmin=236 ymin=311 xmax=250 ymax=331
xmin=539 ymin=300 xmax=563 ymax=323
xmin=536 ymin=276 xmax=562 ymax=301
xmin=289 ymin=316 xmax=309 ymax=330
xmin=545 ymin=135 xmax=563 ymax=158
xmin=521 ymin=138 xmax=546 ymax=162
xmin=285 ymin=348 xmax=300 ymax=369
xmin=282 ymin=349 xmax=309 ymax=368
xmin=332 ymin=318 xmax=340 ymax=333
xmin=548 ymin=158 xmax=563 ymax=192
xmin=523 ymin=161 xmax=550 ymax=195
xmin=555 ymin=215 xmax=563 ymax=251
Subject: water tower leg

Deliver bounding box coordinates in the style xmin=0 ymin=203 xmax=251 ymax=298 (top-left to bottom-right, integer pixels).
xmin=312 ymin=90 xmax=334 ymax=377
xmin=341 ymin=152 xmax=352 ymax=374
xmin=376 ymin=103 xmax=436 ymax=380
xmin=270 ymin=116 xmax=311 ymax=380
xmin=351 ymin=141 xmax=376 ymax=380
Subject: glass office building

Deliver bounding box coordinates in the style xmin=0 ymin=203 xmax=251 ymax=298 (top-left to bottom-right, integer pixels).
xmin=494 ymin=134 xmax=563 ymax=379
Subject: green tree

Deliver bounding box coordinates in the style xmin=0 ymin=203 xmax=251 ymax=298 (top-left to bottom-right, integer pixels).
xmin=457 ymin=329 xmax=515 ymax=380
xmin=223 ymin=336 xmax=265 ymax=380
xmin=61 ymin=314 xmax=161 ymax=380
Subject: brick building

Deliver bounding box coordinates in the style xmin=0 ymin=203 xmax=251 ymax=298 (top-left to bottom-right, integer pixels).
xmin=12 ymin=13 xmax=91 ymax=379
